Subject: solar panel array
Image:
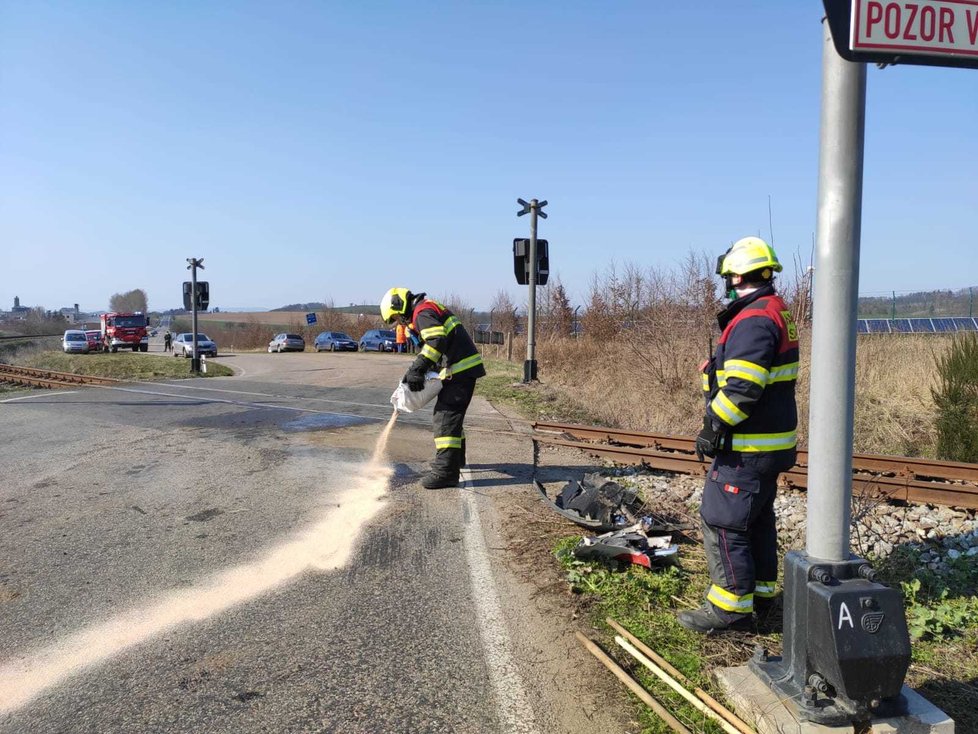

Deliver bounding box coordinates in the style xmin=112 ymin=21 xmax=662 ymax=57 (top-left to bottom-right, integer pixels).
xmin=855 ymin=317 xmax=978 ymax=334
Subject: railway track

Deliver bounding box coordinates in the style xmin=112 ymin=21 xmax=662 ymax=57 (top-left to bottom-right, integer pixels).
xmin=532 ymin=421 xmax=978 ymax=511
xmin=0 ymin=363 xmax=119 ymax=390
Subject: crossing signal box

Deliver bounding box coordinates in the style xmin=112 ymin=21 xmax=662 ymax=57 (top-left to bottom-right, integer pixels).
xmin=513 ymin=239 xmax=549 ymax=286
xmin=183 ymin=281 xmax=210 ymax=311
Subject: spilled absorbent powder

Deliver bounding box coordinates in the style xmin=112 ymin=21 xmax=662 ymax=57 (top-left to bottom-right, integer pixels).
xmin=0 ymin=411 xmax=400 ymax=715
xmin=372 ymin=410 xmax=398 ymax=465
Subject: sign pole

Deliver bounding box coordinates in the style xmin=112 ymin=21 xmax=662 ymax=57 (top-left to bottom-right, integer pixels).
xmin=807 ymin=18 xmax=866 ymax=562
xmin=186 ymin=258 xmax=205 ymax=374
xmin=517 ymin=198 xmax=548 ymax=382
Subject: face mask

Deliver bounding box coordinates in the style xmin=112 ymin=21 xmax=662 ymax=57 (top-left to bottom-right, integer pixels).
xmin=724 ymin=276 xmax=738 ymax=301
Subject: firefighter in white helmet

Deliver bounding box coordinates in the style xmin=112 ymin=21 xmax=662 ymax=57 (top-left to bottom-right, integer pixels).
xmin=678 ymin=237 xmax=800 ymax=634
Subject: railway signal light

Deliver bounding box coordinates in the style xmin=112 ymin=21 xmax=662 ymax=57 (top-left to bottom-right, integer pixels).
xmin=513 ymin=239 xmax=549 ymax=286
xmin=182 ymin=281 xmax=210 ymax=311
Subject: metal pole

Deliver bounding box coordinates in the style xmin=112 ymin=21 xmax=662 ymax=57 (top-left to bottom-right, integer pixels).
xmin=190 ymin=262 xmax=200 ymax=373
xmin=525 ymin=200 xmax=539 ymax=382
xmin=806 ymin=21 xmax=867 ymax=562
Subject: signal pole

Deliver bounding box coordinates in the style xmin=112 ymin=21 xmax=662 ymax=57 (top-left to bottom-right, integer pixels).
xmin=517 ymin=198 xmax=547 ymax=382
xmin=187 ymin=258 xmax=205 ymax=374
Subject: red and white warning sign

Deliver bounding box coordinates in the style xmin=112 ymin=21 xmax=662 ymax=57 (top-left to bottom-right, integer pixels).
xmin=851 ymin=0 xmax=978 ymax=58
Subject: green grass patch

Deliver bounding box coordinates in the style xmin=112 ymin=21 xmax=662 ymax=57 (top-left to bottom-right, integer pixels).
xmin=475 ymin=358 xmax=604 ymax=424
xmin=872 ymin=545 xmax=978 ymax=722
xmin=558 ymin=526 xmax=978 ymax=732
xmin=555 ymin=536 xmax=745 ymax=733
xmin=17 ymin=351 xmax=234 ymax=380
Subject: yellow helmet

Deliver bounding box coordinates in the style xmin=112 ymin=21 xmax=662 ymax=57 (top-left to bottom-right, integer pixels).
xmin=380 ymin=287 xmax=411 ymax=324
xmin=716 ymin=237 xmax=782 ymax=278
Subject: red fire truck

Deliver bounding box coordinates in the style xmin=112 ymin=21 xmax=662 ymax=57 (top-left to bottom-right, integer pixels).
xmin=101 ymin=312 xmax=150 ymax=353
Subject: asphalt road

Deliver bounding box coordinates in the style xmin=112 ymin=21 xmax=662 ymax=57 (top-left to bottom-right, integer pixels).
xmin=0 ymin=351 xmax=630 ymax=734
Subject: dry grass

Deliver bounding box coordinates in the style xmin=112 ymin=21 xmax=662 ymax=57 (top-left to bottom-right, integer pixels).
xmin=853 ymin=335 xmax=946 ymax=456
xmin=527 ymin=332 xmax=950 ymax=459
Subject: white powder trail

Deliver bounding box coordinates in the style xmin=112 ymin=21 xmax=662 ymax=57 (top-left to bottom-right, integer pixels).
xmin=0 ymin=419 xmax=398 ymax=715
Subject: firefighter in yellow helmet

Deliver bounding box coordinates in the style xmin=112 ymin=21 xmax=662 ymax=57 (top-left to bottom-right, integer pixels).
xmin=678 ymin=237 xmax=800 ymax=634
xmin=380 ymin=287 xmax=486 ymax=489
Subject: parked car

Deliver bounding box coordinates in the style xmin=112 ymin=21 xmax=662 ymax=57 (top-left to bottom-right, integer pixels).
xmin=85 ymin=330 xmax=102 ymax=352
xmin=359 ymin=329 xmax=396 ymax=352
xmin=62 ymin=330 xmax=90 ymax=354
xmin=173 ymin=333 xmax=218 ymax=358
xmin=314 ymin=331 xmax=357 ymax=352
xmin=268 ymin=333 xmax=305 ymax=353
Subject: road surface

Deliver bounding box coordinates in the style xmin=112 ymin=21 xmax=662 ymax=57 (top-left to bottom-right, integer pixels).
xmin=0 ymin=351 xmax=632 ymax=733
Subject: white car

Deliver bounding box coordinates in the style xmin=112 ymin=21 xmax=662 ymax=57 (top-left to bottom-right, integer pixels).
xmin=62 ymin=330 xmax=90 ymax=354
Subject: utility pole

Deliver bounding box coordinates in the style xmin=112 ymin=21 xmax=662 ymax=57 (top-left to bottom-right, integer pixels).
xmin=517 ymin=197 xmax=547 ymax=382
xmin=186 ymin=258 xmax=204 ymax=374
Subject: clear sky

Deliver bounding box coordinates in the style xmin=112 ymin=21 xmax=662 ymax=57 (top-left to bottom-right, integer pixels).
xmin=2 ymin=2 xmax=976 ymax=313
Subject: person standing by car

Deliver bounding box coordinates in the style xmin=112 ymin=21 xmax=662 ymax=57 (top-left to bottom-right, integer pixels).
xmin=163 ymin=330 xmax=172 ymax=352
xmin=380 ymin=287 xmax=486 ymax=489
xmin=395 ymin=322 xmax=407 ymax=353
xmin=678 ymin=237 xmax=799 ymax=634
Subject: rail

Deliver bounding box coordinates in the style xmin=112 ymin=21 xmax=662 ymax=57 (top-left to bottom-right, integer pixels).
xmin=0 ymin=364 xmax=119 ymax=390
xmin=532 ymin=421 xmax=978 ymax=511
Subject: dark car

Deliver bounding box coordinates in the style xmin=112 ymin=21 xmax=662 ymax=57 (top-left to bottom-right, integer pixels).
xmin=268 ymin=333 xmax=305 ymax=353
xmin=359 ymin=329 xmax=396 ymax=352
xmin=314 ymin=331 xmax=357 ymax=352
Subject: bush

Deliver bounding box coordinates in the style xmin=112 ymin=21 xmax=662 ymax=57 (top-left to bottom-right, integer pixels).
xmin=932 ymin=333 xmax=978 ymax=462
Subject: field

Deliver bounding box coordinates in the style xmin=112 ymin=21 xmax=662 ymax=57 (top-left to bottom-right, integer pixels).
xmin=490 ymin=331 xmax=946 ymax=459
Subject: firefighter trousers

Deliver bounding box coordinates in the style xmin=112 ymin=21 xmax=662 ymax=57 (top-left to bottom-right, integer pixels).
xmin=428 ymin=374 xmax=477 ymax=479
xmin=699 ymin=449 xmax=795 ymax=621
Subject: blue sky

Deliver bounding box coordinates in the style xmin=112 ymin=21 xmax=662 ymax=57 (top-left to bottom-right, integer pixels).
xmin=2 ymin=2 xmax=976 ymax=312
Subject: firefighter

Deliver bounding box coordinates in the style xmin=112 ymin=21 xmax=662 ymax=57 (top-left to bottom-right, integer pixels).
xmin=380 ymin=288 xmax=486 ymax=489
xmin=678 ymin=237 xmax=799 ymax=634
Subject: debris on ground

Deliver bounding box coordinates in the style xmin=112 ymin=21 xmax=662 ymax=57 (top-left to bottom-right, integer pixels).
xmin=572 ymin=523 xmax=679 ymax=570
xmin=536 ymin=472 xmax=657 ymax=532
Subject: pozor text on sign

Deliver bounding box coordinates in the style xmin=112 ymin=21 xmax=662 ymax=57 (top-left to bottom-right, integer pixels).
xmin=852 ymin=0 xmax=978 ymax=58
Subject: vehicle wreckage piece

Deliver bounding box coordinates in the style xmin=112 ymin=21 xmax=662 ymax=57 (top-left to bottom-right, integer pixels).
xmin=535 ymin=472 xmax=687 ymax=534
xmin=534 ymin=472 xmax=645 ymax=531
xmin=573 ymin=525 xmax=679 ymax=570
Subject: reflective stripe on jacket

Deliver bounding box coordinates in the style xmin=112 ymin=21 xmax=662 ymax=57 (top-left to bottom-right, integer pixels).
xmin=410 ymin=299 xmax=487 ymax=380
xmin=702 ymin=285 xmax=799 ymax=452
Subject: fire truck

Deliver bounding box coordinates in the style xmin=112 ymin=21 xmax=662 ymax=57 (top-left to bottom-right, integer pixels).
xmin=101 ymin=312 xmax=150 ymax=353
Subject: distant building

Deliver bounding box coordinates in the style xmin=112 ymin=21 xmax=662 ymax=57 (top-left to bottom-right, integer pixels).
xmin=58 ymin=304 xmax=83 ymax=324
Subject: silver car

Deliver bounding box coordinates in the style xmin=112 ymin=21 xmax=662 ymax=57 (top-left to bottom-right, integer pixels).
xmin=173 ymin=333 xmax=218 ymax=358
xmin=62 ymin=330 xmax=90 ymax=354
xmin=268 ymin=333 xmax=305 ymax=353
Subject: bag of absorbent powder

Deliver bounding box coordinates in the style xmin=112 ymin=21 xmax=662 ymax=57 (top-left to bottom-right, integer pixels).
xmin=390 ymin=372 xmax=442 ymax=413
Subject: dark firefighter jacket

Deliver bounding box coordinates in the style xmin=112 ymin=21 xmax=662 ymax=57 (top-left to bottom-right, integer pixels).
xmin=409 ymin=299 xmax=486 ymax=381
xmin=701 ymin=284 xmax=799 ymax=453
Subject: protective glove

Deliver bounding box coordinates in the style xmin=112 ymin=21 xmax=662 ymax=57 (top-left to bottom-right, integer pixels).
xmin=695 ymin=417 xmax=725 ymax=461
xmin=403 ymin=362 xmax=428 ymax=392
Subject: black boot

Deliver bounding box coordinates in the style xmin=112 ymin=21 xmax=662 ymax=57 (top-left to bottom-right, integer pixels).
xmin=421 ymin=472 xmax=459 ymax=490
xmin=753 ymin=596 xmax=781 ymax=626
xmin=677 ymin=604 xmax=752 ymax=634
